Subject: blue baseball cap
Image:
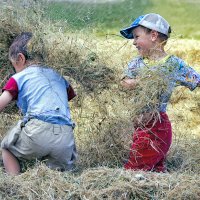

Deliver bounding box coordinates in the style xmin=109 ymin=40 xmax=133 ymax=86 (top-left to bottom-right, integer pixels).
xmin=120 ymin=13 xmax=171 ymax=39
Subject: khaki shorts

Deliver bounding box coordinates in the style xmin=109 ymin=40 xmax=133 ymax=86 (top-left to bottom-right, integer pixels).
xmin=1 ymin=119 xmax=77 ymax=170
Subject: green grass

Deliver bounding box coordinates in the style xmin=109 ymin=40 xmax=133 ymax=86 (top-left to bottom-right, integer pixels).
xmin=144 ymin=0 xmax=200 ymax=40
xmin=45 ymin=0 xmax=148 ymax=37
xmin=46 ymin=0 xmax=200 ymax=39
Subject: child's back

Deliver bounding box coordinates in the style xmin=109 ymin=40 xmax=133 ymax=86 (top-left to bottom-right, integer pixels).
xmin=13 ymin=66 xmax=73 ymax=125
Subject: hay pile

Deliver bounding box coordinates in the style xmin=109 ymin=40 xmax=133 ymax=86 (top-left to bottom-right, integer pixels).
xmin=0 ymin=0 xmax=116 ymax=93
xmin=0 ymin=0 xmax=200 ymax=199
xmin=0 ymin=165 xmax=199 ymax=199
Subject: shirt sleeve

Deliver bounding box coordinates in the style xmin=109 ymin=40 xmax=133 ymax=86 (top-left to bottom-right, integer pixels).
xmin=67 ymin=84 xmax=76 ymax=101
xmin=174 ymin=59 xmax=200 ymax=90
xmin=2 ymin=77 xmax=18 ymax=100
xmin=124 ymin=57 xmax=144 ymax=79
xmin=63 ymin=77 xmax=76 ymax=101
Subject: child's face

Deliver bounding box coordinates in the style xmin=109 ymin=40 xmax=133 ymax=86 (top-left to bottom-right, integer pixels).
xmin=132 ymin=26 xmax=154 ymax=58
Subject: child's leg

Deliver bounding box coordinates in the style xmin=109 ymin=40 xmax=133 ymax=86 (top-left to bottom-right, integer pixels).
xmin=124 ymin=133 xmax=163 ymax=171
xmin=124 ymin=113 xmax=172 ymax=172
xmin=2 ymin=149 xmax=20 ymax=175
xmin=154 ymin=157 xmax=166 ymax=172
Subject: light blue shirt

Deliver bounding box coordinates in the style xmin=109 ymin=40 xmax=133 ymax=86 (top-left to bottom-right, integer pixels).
xmin=13 ymin=65 xmax=74 ymax=126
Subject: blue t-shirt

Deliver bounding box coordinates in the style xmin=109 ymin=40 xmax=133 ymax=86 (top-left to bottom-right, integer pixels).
xmin=124 ymin=55 xmax=200 ymax=112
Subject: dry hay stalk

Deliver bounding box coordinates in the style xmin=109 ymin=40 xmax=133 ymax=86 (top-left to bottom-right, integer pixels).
xmin=44 ymin=33 xmax=116 ymax=92
xmin=0 ymin=165 xmax=199 ymax=199
xmin=167 ymin=137 xmax=200 ymax=173
xmin=71 ymin=89 xmax=134 ymax=169
xmin=0 ymin=0 xmax=47 ymax=45
xmin=0 ymin=0 xmax=49 ymax=89
xmin=167 ymin=39 xmax=200 ymax=65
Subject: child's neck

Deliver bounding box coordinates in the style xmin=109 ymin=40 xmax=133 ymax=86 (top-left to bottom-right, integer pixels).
xmin=25 ymin=60 xmax=41 ymax=68
xmin=145 ymin=50 xmax=167 ymax=62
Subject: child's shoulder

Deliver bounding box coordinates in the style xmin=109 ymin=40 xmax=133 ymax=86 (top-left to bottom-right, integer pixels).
xmin=167 ymin=55 xmax=184 ymax=62
xmin=130 ymin=56 xmax=143 ymax=62
xmin=128 ymin=56 xmax=144 ymax=69
xmin=13 ymin=65 xmax=63 ymax=80
xmin=166 ymin=55 xmax=187 ymax=69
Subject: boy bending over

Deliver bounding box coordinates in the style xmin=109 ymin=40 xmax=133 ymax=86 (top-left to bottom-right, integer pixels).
xmin=0 ymin=32 xmax=77 ymax=175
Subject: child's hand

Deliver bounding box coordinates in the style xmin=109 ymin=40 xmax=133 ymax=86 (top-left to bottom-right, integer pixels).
xmin=120 ymin=78 xmax=139 ymax=89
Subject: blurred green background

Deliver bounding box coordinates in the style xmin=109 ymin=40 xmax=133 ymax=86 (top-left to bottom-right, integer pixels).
xmin=46 ymin=0 xmax=200 ymax=39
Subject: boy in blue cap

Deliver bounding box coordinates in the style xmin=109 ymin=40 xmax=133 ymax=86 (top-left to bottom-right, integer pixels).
xmin=120 ymin=13 xmax=200 ymax=172
xmin=0 ymin=32 xmax=77 ymax=175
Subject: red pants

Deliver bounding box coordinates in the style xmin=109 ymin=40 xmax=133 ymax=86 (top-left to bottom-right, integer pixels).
xmin=124 ymin=112 xmax=172 ymax=172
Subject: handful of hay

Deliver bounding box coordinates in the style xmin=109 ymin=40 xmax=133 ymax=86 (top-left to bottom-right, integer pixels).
xmin=122 ymin=61 xmax=176 ymax=127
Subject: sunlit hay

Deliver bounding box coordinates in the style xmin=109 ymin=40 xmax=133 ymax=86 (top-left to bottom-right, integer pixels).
xmin=71 ymin=90 xmax=133 ymax=169
xmin=167 ymin=137 xmax=200 ymax=173
xmin=165 ymin=79 xmax=200 ymax=174
xmin=76 ymin=118 xmax=133 ymax=169
xmin=167 ymin=39 xmax=200 ymax=65
xmin=43 ymin=33 xmax=116 ymax=92
xmin=168 ymin=87 xmax=200 ymax=135
xmin=42 ymin=34 xmax=117 ymax=93
xmin=0 ymin=165 xmax=199 ymax=199
xmin=77 ymin=168 xmax=200 ymax=200
xmin=166 ymin=87 xmax=200 ymax=174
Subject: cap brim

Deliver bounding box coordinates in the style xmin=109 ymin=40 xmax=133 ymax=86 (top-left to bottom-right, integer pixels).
xmin=120 ymin=24 xmax=138 ymax=39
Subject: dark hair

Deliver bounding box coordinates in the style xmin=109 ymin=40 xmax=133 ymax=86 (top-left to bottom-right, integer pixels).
xmin=9 ymin=32 xmax=33 ymax=61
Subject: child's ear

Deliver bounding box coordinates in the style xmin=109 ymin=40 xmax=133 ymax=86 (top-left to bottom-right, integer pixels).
xmin=151 ymin=30 xmax=159 ymax=42
xmin=17 ymin=53 xmax=26 ymax=65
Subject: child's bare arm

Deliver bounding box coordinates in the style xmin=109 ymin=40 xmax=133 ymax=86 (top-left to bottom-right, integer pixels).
xmin=120 ymin=78 xmax=139 ymax=89
xmin=0 ymin=91 xmax=13 ymax=112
